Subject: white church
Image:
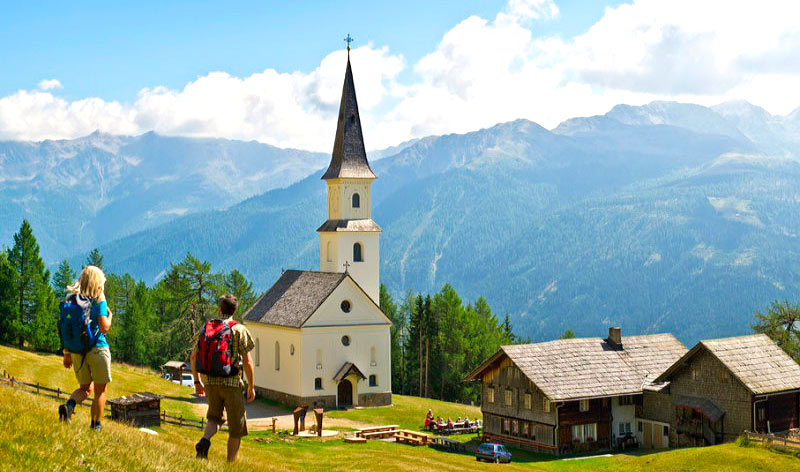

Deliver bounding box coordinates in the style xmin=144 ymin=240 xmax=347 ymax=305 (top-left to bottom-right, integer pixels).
xmin=243 ymin=52 xmax=392 ymax=408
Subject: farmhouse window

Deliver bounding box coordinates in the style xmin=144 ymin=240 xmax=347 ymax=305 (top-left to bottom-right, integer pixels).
xmin=543 ymin=398 xmax=551 ymax=412
xmin=619 ymin=395 xmax=634 ymax=406
xmin=579 ymin=399 xmax=590 ymax=412
xmin=512 ymin=420 xmax=519 ymax=435
xmin=571 ymin=424 xmax=583 ymax=442
xmin=585 ymin=423 xmax=597 ymax=442
xmin=719 ymin=370 xmax=729 ymax=383
xmin=663 ymin=425 xmax=670 ymax=437
xmin=504 ymin=389 xmax=513 ymax=406
xmin=487 ymin=387 xmax=495 ymax=404
xmin=522 ymin=422 xmax=530 ymax=437
xmin=524 ymin=393 xmax=532 ymax=409
xmin=619 ymin=422 xmax=632 ymax=435
xmin=502 ymin=418 xmax=510 ymax=434
xmin=692 ymin=368 xmax=699 ymax=380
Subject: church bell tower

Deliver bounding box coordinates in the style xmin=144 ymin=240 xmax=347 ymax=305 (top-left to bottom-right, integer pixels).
xmin=318 ymin=50 xmax=381 ymax=303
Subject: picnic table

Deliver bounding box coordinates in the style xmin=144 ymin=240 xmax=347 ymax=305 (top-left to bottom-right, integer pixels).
xmin=394 ymin=430 xmax=430 ymax=446
xmin=428 ymin=422 xmax=481 ymax=435
xmin=356 ymin=425 xmax=400 ymax=440
xmin=430 ymin=436 xmax=467 ymax=451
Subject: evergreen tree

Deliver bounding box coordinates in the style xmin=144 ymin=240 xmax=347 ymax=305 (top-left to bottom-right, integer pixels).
xmin=560 ymin=329 xmax=577 ymax=339
xmin=85 ymin=248 xmax=104 ymax=270
xmin=753 ymin=300 xmax=800 ymax=361
xmin=223 ymin=269 xmax=257 ymax=317
xmin=7 ymin=220 xmax=55 ymax=349
xmin=0 ymin=253 xmax=19 ymax=344
xmin=52 ymin=259 xmax=77 ymax=297
xmin=502 ymin=313 xmax=516 ymax=343
xmin=403 ymin=294 xmax=424 ymax=397
xmin=380 ymin=285 xmax=403 ymax=392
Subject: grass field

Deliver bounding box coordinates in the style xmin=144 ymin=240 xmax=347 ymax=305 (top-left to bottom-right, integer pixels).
xmin=2 ymin=384 xmax=799 ymax=472
xmin=327 ymin=394 xmax=482 ymax=431
xmin=2 ymin=344 xmax=799 ymax=471
xmin=0 ymin=345 xmax=201 ymax=420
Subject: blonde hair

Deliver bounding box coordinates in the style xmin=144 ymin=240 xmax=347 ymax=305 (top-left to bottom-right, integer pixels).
xmin=67 ymin=265 xmax=106 ymax=300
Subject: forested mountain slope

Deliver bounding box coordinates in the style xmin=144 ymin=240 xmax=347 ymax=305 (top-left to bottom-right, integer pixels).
xmin=87 ymin=101 xmax=800 ymax=343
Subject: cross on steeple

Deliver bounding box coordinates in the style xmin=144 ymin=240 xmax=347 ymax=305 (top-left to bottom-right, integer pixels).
xmin=343 ymin=261 xmax=351 ymax=272
xmin=344 ymin=33 xmax=354 ymax=53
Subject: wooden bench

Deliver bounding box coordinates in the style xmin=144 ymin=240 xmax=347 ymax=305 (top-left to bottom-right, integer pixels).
xmin=344 ymin=436 xmax=367 ymax=444
xmin=361 ymin=429 xmax=400 ymax=440
xmin=356 ymin=425 xmax=400 ymax=438
xmin=430 ymin=436 xmax=466 ymax=451
xmin=394 ymin=430 xmax=430 ymax=446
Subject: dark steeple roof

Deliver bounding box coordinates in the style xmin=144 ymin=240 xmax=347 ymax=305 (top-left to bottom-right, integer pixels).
xmin=321 ymin=57 xmax=377 ymax=180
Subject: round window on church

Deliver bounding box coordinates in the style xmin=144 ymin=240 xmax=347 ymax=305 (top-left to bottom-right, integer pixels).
xmin=341 ymin=300 xmax=352 ymax=313
xmin=341 ymin=335 xmax=351 ymax=346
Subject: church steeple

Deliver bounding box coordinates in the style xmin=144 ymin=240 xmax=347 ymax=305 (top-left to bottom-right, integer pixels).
xmin=321 ymin=56 xmax=376 ymax=180
xmin=318 ymin=48 xmax=381 ymax=304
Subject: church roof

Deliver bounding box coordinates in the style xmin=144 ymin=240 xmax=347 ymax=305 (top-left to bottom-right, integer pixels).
xmin=321 ymin=57 xmax=376 ymax=180
xmin=317 ymin=219 xmax=382 ymax=232
xmin=243 ymin=270 xmax=347 ymax=328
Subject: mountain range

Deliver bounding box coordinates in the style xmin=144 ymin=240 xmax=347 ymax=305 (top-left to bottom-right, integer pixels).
xmin=5 ymin=100 xmax=800 ymax=344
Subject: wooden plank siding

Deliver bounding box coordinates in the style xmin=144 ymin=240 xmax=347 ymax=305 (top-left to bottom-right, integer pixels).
xmin=557 ymin=398 xmax=612 ymax=453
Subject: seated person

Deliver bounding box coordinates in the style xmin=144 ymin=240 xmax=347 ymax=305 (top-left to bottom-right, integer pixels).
xmin=463 ymin=417 xmax=471 ymax=427
xmin=426 ymin=408 xmax=433 ymax=420
xmin=456 ymin=416 xmax=462 ymax=424
xmin=446 ymin=417 xmax=454 ymax=430
xmin=424 ymin=417 xmax=431 ymax=428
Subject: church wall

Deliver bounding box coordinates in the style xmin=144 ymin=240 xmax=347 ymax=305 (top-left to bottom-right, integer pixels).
xmin=335 ymin=233 xmax=379 ymax=303
xmin=304 ymin=279 xmax=388 ymax=327
xmin=326 ymin=179 xmax=372 ymax=220
xmin=300 ymin=324 xmax=392 ymax=406
xmin=246 ymin=323 xmax=303 ymax=398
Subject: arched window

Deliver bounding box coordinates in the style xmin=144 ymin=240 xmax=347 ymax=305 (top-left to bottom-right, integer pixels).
xmin=353 ymin=242 xmax=363 ymax=262
xmin=255 ymin=338 xmax=261 ymax=367
xmin=370 ymin=346 xmax=377 ymax=366
xmin=315 ymin=377 xmax=323 ymax=390
xmin=369 ymin=375 xmax=377 ymax=387
xmin=326 ymin=241 xmax=332 ymax=262
xmin=274 ymin=341 xmax=280 ymax=371
xmin=352 ymin=193 xmax=360 ymax=208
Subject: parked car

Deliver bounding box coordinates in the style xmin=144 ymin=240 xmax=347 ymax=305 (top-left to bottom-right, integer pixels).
xmin=476 ymin=443 xmax=512 ymax=463
xmin=178 ymin=373 xmax=194 ymax=387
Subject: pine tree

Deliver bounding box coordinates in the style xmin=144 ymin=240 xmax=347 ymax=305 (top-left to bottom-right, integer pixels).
xmin=560 ymin=329 xmax=577 ymax=339
xmin=0 ymin=253 xmax=19 ymax=344
xmin=85 ymin=248 xmax=104 ymax=270
xmin=502 ymin=313 xmax=516 ymax=343
xmin=52 ymin=259 xmax=77 ymax=298
xmin=223 ymin=269 xmax=256 ymax=317
xmin=7 ymin=220 xmax=56 ymax=350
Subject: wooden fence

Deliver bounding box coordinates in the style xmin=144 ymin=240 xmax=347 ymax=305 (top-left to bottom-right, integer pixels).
xmin=742 ymin=431 xmax=800 ymax=451
xmin=0 ymin=369 xmax=226 ymax=432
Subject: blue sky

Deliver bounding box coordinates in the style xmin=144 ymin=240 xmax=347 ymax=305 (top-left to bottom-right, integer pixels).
xmin=0 ymin=1 xmax=618 ymax=101
xmin=1 ymin=0 xmax=798 ymax=150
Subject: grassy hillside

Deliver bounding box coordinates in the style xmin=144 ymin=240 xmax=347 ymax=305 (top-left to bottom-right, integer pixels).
xmin=2 ymin=383 xmax=798 ymax=472
xmin=0 ymin=345 xmax=202 ymax=419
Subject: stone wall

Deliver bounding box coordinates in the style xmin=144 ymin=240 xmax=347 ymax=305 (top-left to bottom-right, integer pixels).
xmin=255 ymin=385 xmax=337 ymax=409
xmin=358 ymin=392 xmax=392 ymax=407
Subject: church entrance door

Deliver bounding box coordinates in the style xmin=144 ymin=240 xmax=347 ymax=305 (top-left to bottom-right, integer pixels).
xmin=338 ymin=379 xmax=353 ymax=407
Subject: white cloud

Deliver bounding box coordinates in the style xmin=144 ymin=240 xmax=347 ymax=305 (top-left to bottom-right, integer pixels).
xmin=37 ymin=79 xmax=63 ymax=91
xmin=2 ymin=0 xmax=800 ymax=149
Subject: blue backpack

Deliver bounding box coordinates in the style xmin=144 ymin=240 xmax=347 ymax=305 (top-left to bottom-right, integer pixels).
xmin=58 ymin=294 xmax=100 ymax=355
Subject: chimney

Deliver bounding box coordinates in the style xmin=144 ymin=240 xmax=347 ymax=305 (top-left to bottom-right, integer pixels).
xmin=608 ymin=327 xmax=622 ymax=348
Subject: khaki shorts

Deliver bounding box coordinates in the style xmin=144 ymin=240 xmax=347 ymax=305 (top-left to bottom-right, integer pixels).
xmin=205 ymin=385 xmax=248 ymax=438
xmin=71 ymin=347 xmax=112 ymax=385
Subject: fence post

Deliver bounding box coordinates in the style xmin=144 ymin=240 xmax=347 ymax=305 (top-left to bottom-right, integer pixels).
xmin=36 ymin=382 xmax=40 ymax=395
xmin=201 ymin=417 xmax=204 ymax=429
xmin=179 ymin=415 xmax=183 ymax=427
xmin=57 ymin=387 xmax=61 ymax=400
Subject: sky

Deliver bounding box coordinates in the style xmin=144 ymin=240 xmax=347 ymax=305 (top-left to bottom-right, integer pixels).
xmin=1 ymin=0 xmax=799 ymax=151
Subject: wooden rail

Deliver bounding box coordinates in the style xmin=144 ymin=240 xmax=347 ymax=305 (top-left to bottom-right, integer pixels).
xmin=0 ymin=370 xmax=226 ymax=431
xmin=742 ymin=431 xmax=800 ymax=451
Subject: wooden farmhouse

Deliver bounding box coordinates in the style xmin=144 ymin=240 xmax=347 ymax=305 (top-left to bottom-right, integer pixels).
xmin=650 ymin=334 xmax=800 ymax=446
xmin=465 ymin=327 xmax=687 ymax=454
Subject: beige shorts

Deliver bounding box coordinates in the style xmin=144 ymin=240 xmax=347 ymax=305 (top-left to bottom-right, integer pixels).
xmin=71 ymin=347 xmax=112 ymax=385
xmin=205 ymin=385 xmax=248 ymax=438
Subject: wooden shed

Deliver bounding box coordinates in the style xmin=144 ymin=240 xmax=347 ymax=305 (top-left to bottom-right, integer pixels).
xmin=109 ymin=392 xmax=162 ymax=427
xmin=162 ymin=360 xmax=189 ymax=382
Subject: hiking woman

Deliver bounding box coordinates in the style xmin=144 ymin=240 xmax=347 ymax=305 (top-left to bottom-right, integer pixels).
xmin=58 ymin=265 xmax=114 ymax=431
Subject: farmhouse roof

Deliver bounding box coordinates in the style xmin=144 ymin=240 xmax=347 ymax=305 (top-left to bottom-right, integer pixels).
xmin=321 ymin=57 xmax=376 ymax=180
xmin=655 ymin=334 xmax=800 ymax=395
xmin=465 ymin=333 xmax=687 ymax=401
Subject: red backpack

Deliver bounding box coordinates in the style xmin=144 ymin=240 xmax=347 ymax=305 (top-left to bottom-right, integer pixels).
xmin=196 ymin=319 xmax=240 ymax=377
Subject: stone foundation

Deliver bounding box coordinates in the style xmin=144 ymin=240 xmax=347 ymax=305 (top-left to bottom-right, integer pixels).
xmin=358 ymin=392 xmax=392 ymax=407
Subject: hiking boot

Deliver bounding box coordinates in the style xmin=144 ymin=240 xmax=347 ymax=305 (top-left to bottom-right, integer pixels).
xmin=195 ymin=438 xmax=211 ymax=459
xmin=58 ymin=403 xmax=74 ymax=423
xmin=90 ymin=421 xmax=102 ymax=432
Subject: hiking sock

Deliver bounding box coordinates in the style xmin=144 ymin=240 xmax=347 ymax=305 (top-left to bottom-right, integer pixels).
xmin=195 ymin=438 xmax=211 ymax=459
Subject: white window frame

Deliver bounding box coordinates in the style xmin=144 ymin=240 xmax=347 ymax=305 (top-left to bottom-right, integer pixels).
xmin=579 ymin=399 xmax=590 ymax=412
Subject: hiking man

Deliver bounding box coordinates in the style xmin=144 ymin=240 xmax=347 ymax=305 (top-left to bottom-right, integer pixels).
xmin=191 ymin=294 xmax=255 ymax=463
xmin=58 ymin=265 xmax=113 ymax=431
